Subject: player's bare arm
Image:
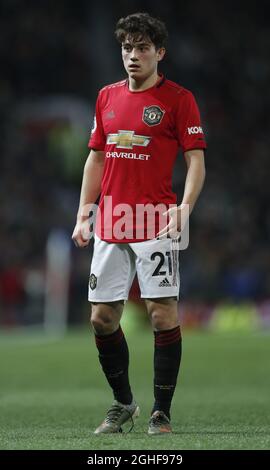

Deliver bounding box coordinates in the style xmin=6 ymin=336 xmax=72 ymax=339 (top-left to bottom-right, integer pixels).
xmin=72 ymin=149 xmax=104 ymax=247
xmin=181 ymin=148 xmax=206 ymax=212
xmin=157 ymin=149 xmax=205 ymax=238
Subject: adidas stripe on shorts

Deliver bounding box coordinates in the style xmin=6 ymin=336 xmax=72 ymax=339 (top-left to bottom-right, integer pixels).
xmin=88 ymin=235 xmax=180 ymax=302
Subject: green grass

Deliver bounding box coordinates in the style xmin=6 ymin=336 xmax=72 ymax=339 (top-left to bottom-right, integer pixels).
xmin=0 ymin=327 xmax=270 ymax=450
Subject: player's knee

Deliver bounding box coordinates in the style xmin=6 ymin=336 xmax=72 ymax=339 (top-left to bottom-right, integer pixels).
xmin=149 ymin=306 xmax=179 ymax=331
xmin=90 ymin=304 xmax=120 ymax=334
xmin=90 ymin=313 xmax=112 ymax=334
xmin=151 ymin=310 xmax=172 ymax=330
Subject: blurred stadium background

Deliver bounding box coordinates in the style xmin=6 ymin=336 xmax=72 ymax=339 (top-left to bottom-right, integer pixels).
xmin=0 ymin=0 xmax=270 ymax=450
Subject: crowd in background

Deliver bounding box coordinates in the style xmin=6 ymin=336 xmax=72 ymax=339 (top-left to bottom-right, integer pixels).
xmin=0 ymin=0 xmax=269 ymax=325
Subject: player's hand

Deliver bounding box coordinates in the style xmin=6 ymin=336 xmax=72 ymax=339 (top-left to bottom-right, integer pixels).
xmin=157 ymin=205 xmax=188 ymax=239
xmin=72 ymin=219 xmax=91 ymax=248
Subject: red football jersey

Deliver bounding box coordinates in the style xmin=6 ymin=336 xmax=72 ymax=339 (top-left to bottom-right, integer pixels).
xmin=88 ymin=74 xmax=206 ymax=242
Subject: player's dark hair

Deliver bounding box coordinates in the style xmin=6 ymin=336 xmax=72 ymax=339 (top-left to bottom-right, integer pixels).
xmin=115 ymin=12 xmax=168 ymax=49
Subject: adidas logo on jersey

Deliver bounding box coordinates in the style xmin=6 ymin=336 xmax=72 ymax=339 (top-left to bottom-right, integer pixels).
xmin=106 ymin=110 xmax=115 ymax=119
xmin=159 ymin=278 xmax=172 ymax=287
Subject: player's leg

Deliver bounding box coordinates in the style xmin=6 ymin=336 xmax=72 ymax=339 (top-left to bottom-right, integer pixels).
xmin=88 ymin=236 xmax=138 ymax=433
xmin=91 ymin=301 xmax=133 ymax=406
xmin=91 ymin=301 xmax=139 ymax=433
xmin=145 ymin=297 xmax=181 ymax=434
xmin=131 ymin=237 xmax=181 ymax=434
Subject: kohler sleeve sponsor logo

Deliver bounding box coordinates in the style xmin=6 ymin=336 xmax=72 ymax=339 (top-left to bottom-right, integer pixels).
xmin=187 ymin=126 xmax=203 ymax=135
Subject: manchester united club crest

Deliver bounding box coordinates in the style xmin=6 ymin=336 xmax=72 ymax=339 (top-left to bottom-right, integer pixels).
xmin=142 ymin=105 xmax=165 ymax=126
xmin=89 ymin=273 xmax=97 ymax=290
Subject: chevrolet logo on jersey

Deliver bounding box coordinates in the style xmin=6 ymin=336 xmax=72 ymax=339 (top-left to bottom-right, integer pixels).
xmin=106 ymin=131 xmax=151 ymax=149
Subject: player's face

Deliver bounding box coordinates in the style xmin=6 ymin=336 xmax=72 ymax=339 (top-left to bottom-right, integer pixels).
xmin=122 ymin=38 xmax=165 ymax=81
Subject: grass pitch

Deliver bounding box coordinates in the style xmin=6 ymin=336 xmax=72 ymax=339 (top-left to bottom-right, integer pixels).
xmin=0 ymin=327 xmax=269 ymax=450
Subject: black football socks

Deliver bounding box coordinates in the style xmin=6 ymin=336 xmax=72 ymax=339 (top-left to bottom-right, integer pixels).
xmin=95 ymin=326 xmax=133 ymax=405
xmin=152 ymin=326 xmax=182 ymax=419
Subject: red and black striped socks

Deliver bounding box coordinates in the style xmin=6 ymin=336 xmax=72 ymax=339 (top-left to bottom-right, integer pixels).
xmin=95 ymin=326 xmax=133 ymax=405
xmin=152 ymin=325 xmax=182 ymax=419
xmin=95 ymin=324 xmax=182 ymax=415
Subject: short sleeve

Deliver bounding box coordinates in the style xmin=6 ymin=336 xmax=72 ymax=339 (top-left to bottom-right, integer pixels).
xmin=88 ymin=92 xmax=106 ymax=150
xmin=175 ymin=90 xmax=207 ymax=153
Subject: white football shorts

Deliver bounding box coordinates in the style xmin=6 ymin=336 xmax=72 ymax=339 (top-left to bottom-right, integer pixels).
xmin=88 ymin=235 xmax=180 ymax=302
